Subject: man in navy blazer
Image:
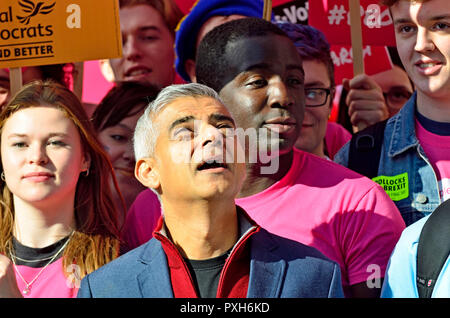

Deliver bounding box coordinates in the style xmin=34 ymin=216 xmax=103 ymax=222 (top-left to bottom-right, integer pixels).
xmin=78 ymin=83 xmax=343 ymax=298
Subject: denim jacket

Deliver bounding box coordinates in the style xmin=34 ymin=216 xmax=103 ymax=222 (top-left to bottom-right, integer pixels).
xmin=335 ymin=92 xmax=440 ymax=226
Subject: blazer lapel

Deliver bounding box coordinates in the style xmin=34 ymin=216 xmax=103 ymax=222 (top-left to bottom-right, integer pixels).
xmin=247 ymin=229 xmax=286 ymax=298
xmin=136 ymin=239 xmax=174 ymax=298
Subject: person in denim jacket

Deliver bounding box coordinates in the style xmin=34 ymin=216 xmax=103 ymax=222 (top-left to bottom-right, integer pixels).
xmin=335 ymin=93 xmax=439 ymax=226
xmin=334 ymin=0 xmax=450 ymax=227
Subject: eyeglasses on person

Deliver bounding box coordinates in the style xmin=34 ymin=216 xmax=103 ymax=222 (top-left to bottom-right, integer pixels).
xmin=304 ymin=88 xmax=332 ymax=107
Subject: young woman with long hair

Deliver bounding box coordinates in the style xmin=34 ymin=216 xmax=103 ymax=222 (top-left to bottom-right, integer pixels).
xmin=0 ymin=80 xmax=123 ymax=297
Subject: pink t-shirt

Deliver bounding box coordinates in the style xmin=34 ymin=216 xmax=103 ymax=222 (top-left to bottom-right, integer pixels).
xmin=121 ymin=189 xmax=161 ymax=252
xmin=121 ymin=149 xmax=405 ymax=294
xmin=325 ymin=122 xmax=352 ymax=160
xmin=236 ymin=149 xmax=405 ymax=293
xmin=14 ymin=258 xmax=78 ymax=298
xmin=416 ymin=120 xmax=450 ymax=201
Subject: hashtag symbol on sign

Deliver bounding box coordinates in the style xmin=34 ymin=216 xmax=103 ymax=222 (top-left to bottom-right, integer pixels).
xmin=328 ymin=5 xmax=346 ymax=25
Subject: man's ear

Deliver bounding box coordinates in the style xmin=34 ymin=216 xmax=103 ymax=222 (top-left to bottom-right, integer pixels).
xmin=135 ymin=157 xmax=160 ymax=190
xmin=185 ymin=59 xmax=197 ymax=83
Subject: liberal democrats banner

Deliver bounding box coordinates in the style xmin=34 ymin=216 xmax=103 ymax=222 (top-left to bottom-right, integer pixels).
xmin=0 ymin=0 xmax=122 ymax=68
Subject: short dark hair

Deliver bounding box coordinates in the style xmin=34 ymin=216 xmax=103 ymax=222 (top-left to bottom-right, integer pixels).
xmin=92 ymin=81 xmax=160 ymax=132
xmin=195 ymin=17 xmax=290 ymax=92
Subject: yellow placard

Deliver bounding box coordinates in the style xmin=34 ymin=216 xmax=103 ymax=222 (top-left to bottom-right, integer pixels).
xmin=0 ymin=0 xmax=122 ymax=68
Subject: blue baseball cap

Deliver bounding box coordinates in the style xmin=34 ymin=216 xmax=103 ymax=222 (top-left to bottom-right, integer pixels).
xmin=175 ymin=0 xmax=266 ymax=82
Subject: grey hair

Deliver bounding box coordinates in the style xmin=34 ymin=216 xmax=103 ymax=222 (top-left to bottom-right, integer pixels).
xmin=133 ymin=83 xmax=223 ymax=160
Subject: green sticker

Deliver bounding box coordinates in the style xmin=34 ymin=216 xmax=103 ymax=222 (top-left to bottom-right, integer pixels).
xmin=372 ymin=173 xmax=409 ymax=201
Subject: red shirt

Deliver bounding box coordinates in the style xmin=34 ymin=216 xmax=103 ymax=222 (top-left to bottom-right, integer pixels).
xmin=152 ymin=208 xmax=260 ymax=298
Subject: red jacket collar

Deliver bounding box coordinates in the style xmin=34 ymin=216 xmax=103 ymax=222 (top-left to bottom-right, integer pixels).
xmin=152 ymin=205 xmax=260 ymax=298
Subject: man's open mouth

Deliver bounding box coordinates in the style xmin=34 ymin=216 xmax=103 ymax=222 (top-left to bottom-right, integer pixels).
xmin=197 ymin=159 xmax=228 ymax=171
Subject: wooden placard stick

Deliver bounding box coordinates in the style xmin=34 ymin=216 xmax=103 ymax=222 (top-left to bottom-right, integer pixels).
xmin=263 ymin=0 xmax=272 ymax=21
xmin=349 ymin=0 xmax=365 ymax=76
xmin=9 ymin=67 xmax=23 ymax=97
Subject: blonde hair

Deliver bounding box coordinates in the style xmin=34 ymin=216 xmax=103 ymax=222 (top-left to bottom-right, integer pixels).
xmin=0 ymin=80 xmax=124 ymax=278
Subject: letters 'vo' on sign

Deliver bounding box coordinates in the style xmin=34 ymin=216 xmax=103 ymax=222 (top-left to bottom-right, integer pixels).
xmin=0 ymin=0 xmax=122 ymax=68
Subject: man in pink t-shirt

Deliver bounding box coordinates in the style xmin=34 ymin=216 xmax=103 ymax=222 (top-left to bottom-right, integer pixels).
xmin=123 ymin=18 xmax=405 ymax=297
xmin=235 ymin=148 xmax=404 ymax=296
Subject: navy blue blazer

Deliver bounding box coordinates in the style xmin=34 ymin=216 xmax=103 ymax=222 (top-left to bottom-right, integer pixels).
xmin=78 ymin=228 xmax=344 ymax=298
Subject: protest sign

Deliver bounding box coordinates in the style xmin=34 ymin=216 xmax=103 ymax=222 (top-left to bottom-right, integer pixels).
xmin=0 ymin=0 xmax=122 ymax=69
xmin=331 ymin=45 xmax=392 ymax=85
xmin=309 ymin=0 xmax=396 ymax=80
xmin=273 ymin=0 xmax=308 ymax=24
xmin=308 ymin=0 xmax=396 ymax=46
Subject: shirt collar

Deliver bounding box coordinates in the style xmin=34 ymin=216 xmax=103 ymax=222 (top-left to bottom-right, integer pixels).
xmin=153 ymin=205 xmax=260 ymax=249
xmin=387 ymin=91 xmax=420 ymax=157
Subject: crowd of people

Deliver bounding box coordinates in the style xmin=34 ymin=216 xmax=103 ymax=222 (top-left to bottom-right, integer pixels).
xmin=0 ymin=0 xmax=449 ymax=299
